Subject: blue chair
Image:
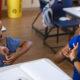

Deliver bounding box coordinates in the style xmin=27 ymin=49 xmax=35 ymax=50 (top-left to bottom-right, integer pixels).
xmin=43 ymin=0 xmax=80 ymax=52
xmin=52 ymin=0 xmax=80 ymax=45
xmin=39 ymin=0 xmax=48 ymax=10
xmin=32 ymin=0 xmax=63 ymax=52
xmin=44 ymin=0 xmax=80 ymax=52
xmin=32 ymin=0 xmax=80 ymax=52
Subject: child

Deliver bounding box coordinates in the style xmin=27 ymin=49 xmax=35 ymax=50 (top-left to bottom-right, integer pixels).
xmin=63 ymin=35 xmax=80 ymax=80
xmin=0 ymin=20 xmax=32 ymax=67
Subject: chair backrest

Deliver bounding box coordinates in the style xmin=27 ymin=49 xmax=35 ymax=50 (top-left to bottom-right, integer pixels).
xmin=62 ymin=0 xmax=73 ymax=8
xmin=42 ymin=0 xmax=56 ymax=27
xmin=42 ymin=0 xmax=73 ymax=26
xmin=52 ymin=0 xmax=73 ymax=20
xmin=39 ymin=0 xmax=49 ymax=11
xmin=43 ymin=4 xmax=53 ymax=27
xmin=42 ymin=0 xmax=65 ymax=26
xmin=51 ymin=0 xmax=64 ymax=20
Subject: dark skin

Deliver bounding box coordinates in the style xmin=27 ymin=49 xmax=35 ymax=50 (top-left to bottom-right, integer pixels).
xmin=53 ymin=27 xmax=80 ymax=63
xmin=0 ymin=21 xmax=32 ymax=65
xmin=53 ymin=27 xmax=80 ymax=73
xmin=3 ymin=41 xmax=32 ymax=65
xmin=64 ymin=43 xmax=80 ymax=73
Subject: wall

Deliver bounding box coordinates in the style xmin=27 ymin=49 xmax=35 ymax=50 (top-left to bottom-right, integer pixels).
xmin=22 ymin=0 xmax=39 ymax=9
xmin=2 ymin=0 xmax=40 ymax=10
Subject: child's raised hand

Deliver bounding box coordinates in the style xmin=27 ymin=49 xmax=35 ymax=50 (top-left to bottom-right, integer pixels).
xmin=69 ymin=43 xmax=78 ymax=61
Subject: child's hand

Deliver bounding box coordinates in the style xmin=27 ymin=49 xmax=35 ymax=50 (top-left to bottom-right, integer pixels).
xmin=69 ymin=43 xmax=78 ymax=61
xmin=3 ymin=53 xmax=18 ymax=65
xmin=0 ymin=46 xmax=9 ymax=58
xmin=62 ymin=43 xmax=78 ymax=61
xmin=61 ymin=45 xmax=70 ymax=57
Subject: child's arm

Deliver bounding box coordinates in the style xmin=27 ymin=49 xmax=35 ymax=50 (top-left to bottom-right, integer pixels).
xmin=3 ymin=41 xmax=32 ymax=65
xmin=68 ymin=43 xmax=80 ymax=73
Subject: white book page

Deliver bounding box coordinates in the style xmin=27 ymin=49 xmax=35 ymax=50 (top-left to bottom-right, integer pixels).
xmin=0 ymin=67 xmax=33 ymax=80
xmin=20 ymin=59 xmax=72 ymax=80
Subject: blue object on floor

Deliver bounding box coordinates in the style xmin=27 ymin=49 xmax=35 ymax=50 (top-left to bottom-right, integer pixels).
xmin=69 ymin=35 xmax=80 ymax=49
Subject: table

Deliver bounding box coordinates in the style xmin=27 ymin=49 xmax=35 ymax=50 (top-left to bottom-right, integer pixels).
xmin=0 ymin=58 xmax=72 ymax=80
xmin=63 ymin=6 xmax=80 ymax=18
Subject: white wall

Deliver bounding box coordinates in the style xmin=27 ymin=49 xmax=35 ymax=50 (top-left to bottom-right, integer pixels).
xmin=22 ymin=0 xmax=39 ymax=8
xmin=2 ymin=0 xmax=40 ymax=10
xmin=30 ymin=0 xmax=40 ymax=8
xmin=22 ymin=0 xmax=31 ymax=8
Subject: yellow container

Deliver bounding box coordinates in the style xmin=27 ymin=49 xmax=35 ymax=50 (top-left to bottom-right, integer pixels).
xmin=7 ymin=0 xmax=22 ymax=18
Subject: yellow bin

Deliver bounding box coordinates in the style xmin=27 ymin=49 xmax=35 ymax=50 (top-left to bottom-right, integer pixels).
xmin=7 ymin=0 xmax=22 ymax=18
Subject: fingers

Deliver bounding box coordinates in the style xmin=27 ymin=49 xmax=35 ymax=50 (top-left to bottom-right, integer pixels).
xmin=62 ymin=49 xmax=70 ymax=58
xmin=61 ymin=45 xmax=71 ymax=58
xmin=5 ymin=55 xmax=10 ymax=60
xmin=3 ymin=60 xmax=11 ymax=65
xmin=3 ymin=56 xmax=16 ymax=65
xmin=69 ymin=48 xmax=71 ymax=51
xmin=61 ymin=43 xmax=78 ymax=59
xmin=3 ymin=59 xmax=14 ymax=65
xmin=73 ymin=43 xmax=78 ymax=50
xmin=63 ymin=48 xmax=70 ymax=54
xmin=3 ymin=55 xmax=15 ymax=65
xmin=63 ymin=53 xmax=69 ymax=58
xmin=4 ymin=54 xmax=17 ymax=65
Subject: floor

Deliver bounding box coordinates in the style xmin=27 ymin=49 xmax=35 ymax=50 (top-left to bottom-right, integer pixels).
xmin=1 ymin=10 xmax=73 ymax=78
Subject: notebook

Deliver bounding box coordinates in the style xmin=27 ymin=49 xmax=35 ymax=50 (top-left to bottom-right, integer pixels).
xmin=0 ymin=58 xmax=72 ymax=80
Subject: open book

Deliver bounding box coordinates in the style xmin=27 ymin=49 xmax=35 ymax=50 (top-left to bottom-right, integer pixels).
xmin=0 ymin=58 xmax=72 ymax=80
